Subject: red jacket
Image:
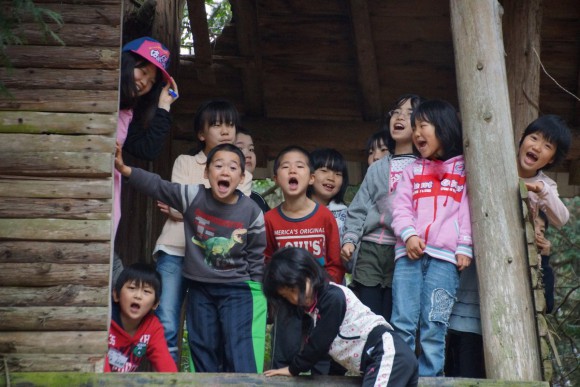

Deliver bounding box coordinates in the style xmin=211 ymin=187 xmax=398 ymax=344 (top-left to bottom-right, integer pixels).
xmin=104 ymin=313 xmax=177 ymax=372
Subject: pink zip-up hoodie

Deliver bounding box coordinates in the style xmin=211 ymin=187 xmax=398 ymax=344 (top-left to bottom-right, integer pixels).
xmin=391 ymin=155 xmax=473 ymax=264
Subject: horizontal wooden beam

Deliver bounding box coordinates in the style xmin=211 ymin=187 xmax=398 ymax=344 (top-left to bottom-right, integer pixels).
xmin=0 ymin=331 xmax=107 ymax=354
xmin=0 ymin=241 xmax=110 ymax=264
xmin=0 ymin=219 xmax=111 ymax=241
xmin=0 ymin=68 xmax=118 ymax=90
xmin=0 ymin=177 xmax=112 ymax=199
xmin=1 ymin=354 xmax=103 ymax=372
xmin=3 ymin=46 xmax=118 ymax=70
xmin=1 ymin=372 xmax=550 ymax=386
xmin=0 ymin=285 xmax=108 ymax=307
xmin=0 ymin=151 xmax=112 ymax=176
xmin=0 ymin=134 xmax=114 ymax=153
xmin=0 ymin=306 xmax=108 ymax=331
xmin=0 ymin=111 xmax=117 ymax=135
xmin=0 ymin=90 xmax=118 ymax=113
xmin=0 ymin=263 xmax=109 ymax=287
xmin=0 ymin=198 xmax=111 ymax=220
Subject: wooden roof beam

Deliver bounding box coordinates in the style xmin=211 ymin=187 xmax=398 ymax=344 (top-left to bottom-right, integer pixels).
xmin=186 ymin=0 xmax=215 ymax=84
xmin=348 ymin=0 xmax=382 ymax=121
xmin=230 ymin=1 xmax=263 ymax=117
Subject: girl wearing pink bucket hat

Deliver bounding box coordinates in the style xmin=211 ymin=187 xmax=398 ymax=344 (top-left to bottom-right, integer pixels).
xmin=112 ymin=37 xmax=179 ymax=286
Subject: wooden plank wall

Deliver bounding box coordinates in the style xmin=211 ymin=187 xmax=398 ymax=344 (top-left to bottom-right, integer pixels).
xmin=0 ymin=0 xmax=120 ymax=372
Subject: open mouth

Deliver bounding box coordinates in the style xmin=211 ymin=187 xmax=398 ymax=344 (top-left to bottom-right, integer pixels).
xmin=525 ymin=151 xmax=539 ymax=162
xmin=289 ymin=177 xmax=299 ymax=190
xmin=415 ymin=139 xmax=427 ymax=149
xmin=393 ymin=123 xmax=405 ymax=131
xmin=217 ymin=180 xmax=230 ymax=193
xmin=130 ymin=303 xmax=141 ymax=313
xmin=323 ymin=183 xmax=335 ymax=192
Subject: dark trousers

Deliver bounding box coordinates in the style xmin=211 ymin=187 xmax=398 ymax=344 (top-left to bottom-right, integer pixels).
xmin=356 ymin=282 xmax=393 ymax=321
xmin=446 ymin=330 xmax=485 ymax=378
xmin=186 ymin=280 xmax=265 ymax=373
xmin=361 ymin=325 xmax=418 ymax=387
xmin=271 ymin=306 xmax=330 ymax=374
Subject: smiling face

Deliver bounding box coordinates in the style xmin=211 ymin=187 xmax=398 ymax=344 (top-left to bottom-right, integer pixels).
xmin=517 ymin=132 xmax=556 ymax=178
xmin=199 ymin=119 xmax=236 ymax=154
xmin=367 ymin=139 xmax=389 ymax=165
xmin=235 ymin=132 xmax=256 ymax=173
xmin=113 ymin=280 xmax=158 ymax=328
xmin=390 ymin=98 xmax=415 ymax=153
xmin=413 ymin=118 xmax=442 ymax=160
xmin=134 ymin=62 xmax=158 ymax=96
xmin=311 ymin=167 xmax=343 ymax=205
xmin=274 ymin=150 xmax=314 ymax=198
xmin=204 ymin=150 xmax=245 ymax=204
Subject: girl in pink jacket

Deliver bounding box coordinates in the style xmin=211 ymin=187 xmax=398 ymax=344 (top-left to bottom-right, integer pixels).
xmin=390 ymin=100 xmax=472 ymax=377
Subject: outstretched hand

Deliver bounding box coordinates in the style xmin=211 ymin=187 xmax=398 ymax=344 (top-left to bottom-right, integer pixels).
xmin=525 ymin=181 xmax=544 ymax=194
xmin=264 ymin=366 xmax=291 ymax=377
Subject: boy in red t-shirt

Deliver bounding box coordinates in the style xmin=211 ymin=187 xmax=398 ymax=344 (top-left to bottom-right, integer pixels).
xmin=105 ymin=263 xmax=177 ymax=372
xmin=265 ymin=145 xmax=344 ymax=374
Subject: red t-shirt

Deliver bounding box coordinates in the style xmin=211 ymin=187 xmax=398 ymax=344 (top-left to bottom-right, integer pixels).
xmin=104 ymin=313 xmax=177 ymax=372
xmin=265 ymin=203 xmax=344 ymax=283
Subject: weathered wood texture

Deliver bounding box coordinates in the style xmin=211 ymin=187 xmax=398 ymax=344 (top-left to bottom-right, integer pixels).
xmin=0 ymin=1 xmax=120 ymax=371
xmin=0 ymin=285 xmax=108 ymax=307
xmin=450 ymin=0 xmax=542 ymax=381
xmin=0 ymin=372 xmax=550 ymax=386
xmin=0 ymin=307 xmax=108 ymax=331
xmin=503 ymin=0 xmax=543 ymax=142
xmin=0 ymin=332 xmax=107 ymax=354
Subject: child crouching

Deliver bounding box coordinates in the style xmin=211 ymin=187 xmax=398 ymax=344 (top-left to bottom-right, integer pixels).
xmin=105 ymin=263 xmax=177 ymax=372
xmin=263 ymin=247 xmax=418 ymax=387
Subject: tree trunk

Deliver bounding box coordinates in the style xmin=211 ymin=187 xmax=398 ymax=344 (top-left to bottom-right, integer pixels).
xmin=450 ymin=0 xmax=542 ymax=381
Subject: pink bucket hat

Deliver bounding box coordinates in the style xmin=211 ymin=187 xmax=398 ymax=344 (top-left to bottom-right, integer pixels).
xmin=122 ymin=37 xmax=171 ymax=81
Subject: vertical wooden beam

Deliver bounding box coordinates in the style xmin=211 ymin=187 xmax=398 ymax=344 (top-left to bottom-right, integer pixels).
xmin=230 ymin=0 xmax=263 ymax=116
xmin=503 ymin=0 xmax=543 ymax=143
xmin=186 ymin=0 xmax=212 ymax=67
xmin=348 ymin=0 xmax=382 ymax=121
xmin=450 ymin=0 xmax=542 ymax=381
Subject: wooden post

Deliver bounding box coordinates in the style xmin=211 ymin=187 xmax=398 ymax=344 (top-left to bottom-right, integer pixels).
xmin=503 ymin=0 xmax=543 ymax=143
xmin=450 ymin=0 xmax=542 ymax=381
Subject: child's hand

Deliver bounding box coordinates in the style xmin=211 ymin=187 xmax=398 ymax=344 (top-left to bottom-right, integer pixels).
xmin=341 ymin=243 xmax=355 ymax=262
xmin=535 ymin=233 xmax=551 ymax=255
xmin=525 ymin=181 xmax=544 ymax=194
xmin=157 ymin=201 xmax=183 ymax=221
xmin=406 ymin=236 xmax=425 ymax=259
xmin=456 ymin=254 xmax=471 ymax=271
xmin=158 ymin=77 xmax=179 ymax=111
xmin=114 ymin=141 xmax=132 ymax=177
xmin=264 ymin=366 xmax=291 ymax=377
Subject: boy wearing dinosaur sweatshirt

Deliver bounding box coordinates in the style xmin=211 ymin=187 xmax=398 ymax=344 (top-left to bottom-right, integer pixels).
xmin=115 ymin=143 xmax=267 ymax=373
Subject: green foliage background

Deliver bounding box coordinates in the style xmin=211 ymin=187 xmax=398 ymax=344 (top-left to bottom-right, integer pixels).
xmin=545 ymin=196 xmax=579 ymax=386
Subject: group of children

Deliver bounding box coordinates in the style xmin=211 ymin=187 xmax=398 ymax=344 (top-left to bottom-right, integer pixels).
xmin=107 ymin=35 xmax=572 ymax=385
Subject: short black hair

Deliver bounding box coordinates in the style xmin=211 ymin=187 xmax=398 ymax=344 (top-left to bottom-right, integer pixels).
xmin=381 ymin=94 xmax=426 ymax=154
xmin=308 ymin=148 xmax=349 ymax=204
xmin=114 ymin=263 xmax=162 ymax=305
xmin=411 ymin=99 xmax=463 ymax=161
xmin=191 ymin=99 xmax=240 ymax=154
xmin=273 ymin=145 xmax=312 ymax=175
xmin=236 ymin=125 xmax=252 ymax=137
xmin=519 ymin=115 xmax=571 ymax=169
xmin=206 ymin=143 xmax=246 ymax=174
xmin=365 ymin=130 xmax=390 ymax=155
xmin=263 ymin=247 xmax=329 ymax=313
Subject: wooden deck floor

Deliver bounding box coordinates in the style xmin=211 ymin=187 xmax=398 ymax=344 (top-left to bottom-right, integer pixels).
xmin=0 ymin=372 xmax=549 ymax=386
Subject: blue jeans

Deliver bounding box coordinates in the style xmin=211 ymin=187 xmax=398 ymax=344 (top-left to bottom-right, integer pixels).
xmin=391 ymin=254 xmax=459 ymax=376
xmin=155 ymin=252 xmax=187 ymax=365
